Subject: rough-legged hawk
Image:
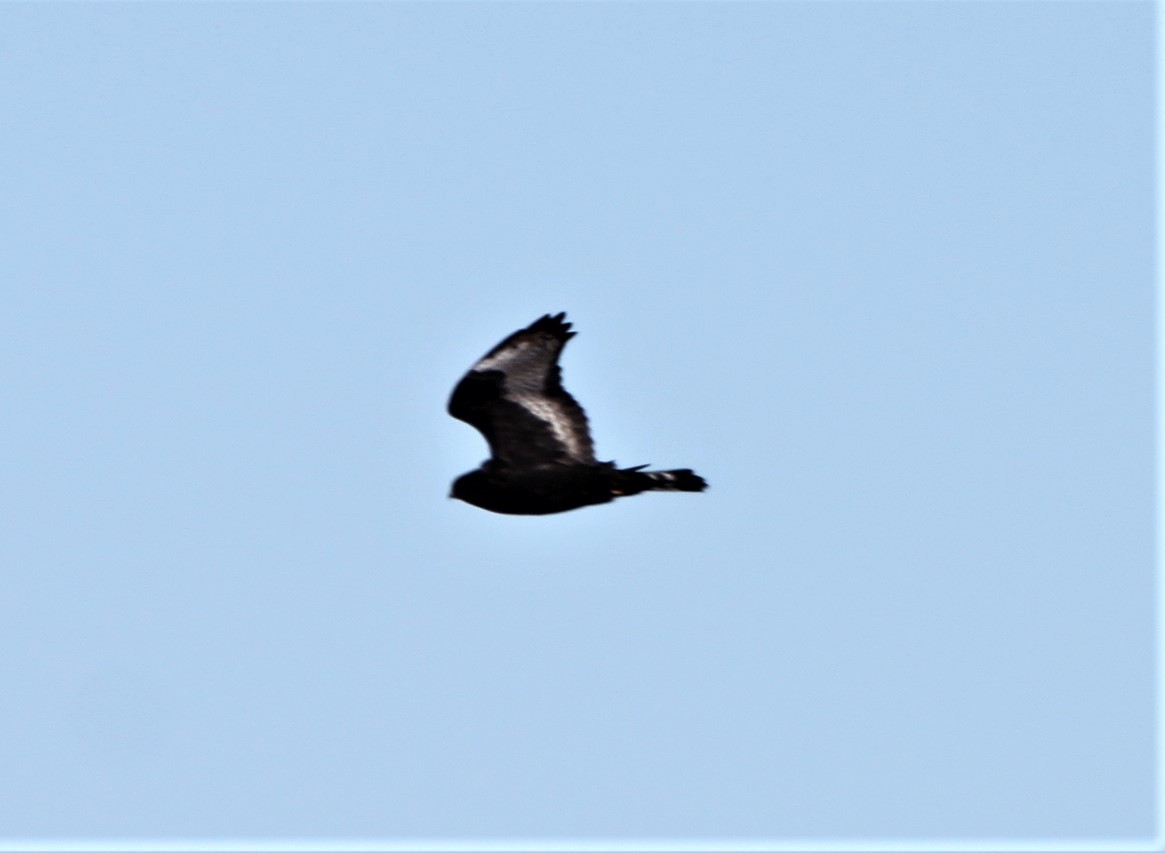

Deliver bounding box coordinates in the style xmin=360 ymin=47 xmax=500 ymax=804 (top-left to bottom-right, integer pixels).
xmin=448 ymin=312 xmax=707 ymax=515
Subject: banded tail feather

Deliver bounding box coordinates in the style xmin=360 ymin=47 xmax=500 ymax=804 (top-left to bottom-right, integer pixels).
xmin=616 ymin=465 xmax=708 ymax=496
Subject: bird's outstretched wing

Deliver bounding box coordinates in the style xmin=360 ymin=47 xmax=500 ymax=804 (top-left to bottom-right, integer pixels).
xmin=448 ymin=313 xmax=596 ymax=467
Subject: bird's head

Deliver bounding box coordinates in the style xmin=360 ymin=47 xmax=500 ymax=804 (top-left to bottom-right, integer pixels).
xmin=449 ymin=470 xmax=486 ymax=506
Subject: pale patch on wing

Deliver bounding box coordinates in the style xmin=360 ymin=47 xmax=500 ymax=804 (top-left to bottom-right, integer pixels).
xmin=514 ymin=393 xmax=591 ymax=462
xmin=474 ymin=347 xmax=515 ymax=372
xmin=474 ymin=338 xmax=555 ymax=393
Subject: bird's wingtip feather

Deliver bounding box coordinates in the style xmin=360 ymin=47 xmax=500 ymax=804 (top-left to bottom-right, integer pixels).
xmin=529 ymin=311 xmax=575 ymax=341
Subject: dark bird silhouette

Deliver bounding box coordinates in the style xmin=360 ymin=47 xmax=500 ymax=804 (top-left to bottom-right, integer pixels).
xmin=448 ymin=313 xmax=707 ymax=515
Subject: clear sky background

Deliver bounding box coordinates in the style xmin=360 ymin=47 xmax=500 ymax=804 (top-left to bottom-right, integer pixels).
xmin=0 ymin=1 xmax=1156 ymax=847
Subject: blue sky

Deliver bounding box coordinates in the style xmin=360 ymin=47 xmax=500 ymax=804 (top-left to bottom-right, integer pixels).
xmin=0 ymin=2 xmax=1156 ymax=848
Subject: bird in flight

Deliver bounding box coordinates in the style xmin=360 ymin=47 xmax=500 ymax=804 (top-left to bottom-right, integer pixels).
xmin=448 ymin=312 xmax=707 ymax=515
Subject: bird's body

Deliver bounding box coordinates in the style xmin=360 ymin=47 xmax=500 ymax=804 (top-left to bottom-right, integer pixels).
xmin=447 ymin=313 xmax=707 ymax=515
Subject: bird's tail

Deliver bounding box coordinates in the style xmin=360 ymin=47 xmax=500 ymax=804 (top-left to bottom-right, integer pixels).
xmin=616 ymin=465 xmax=708 ymax=495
